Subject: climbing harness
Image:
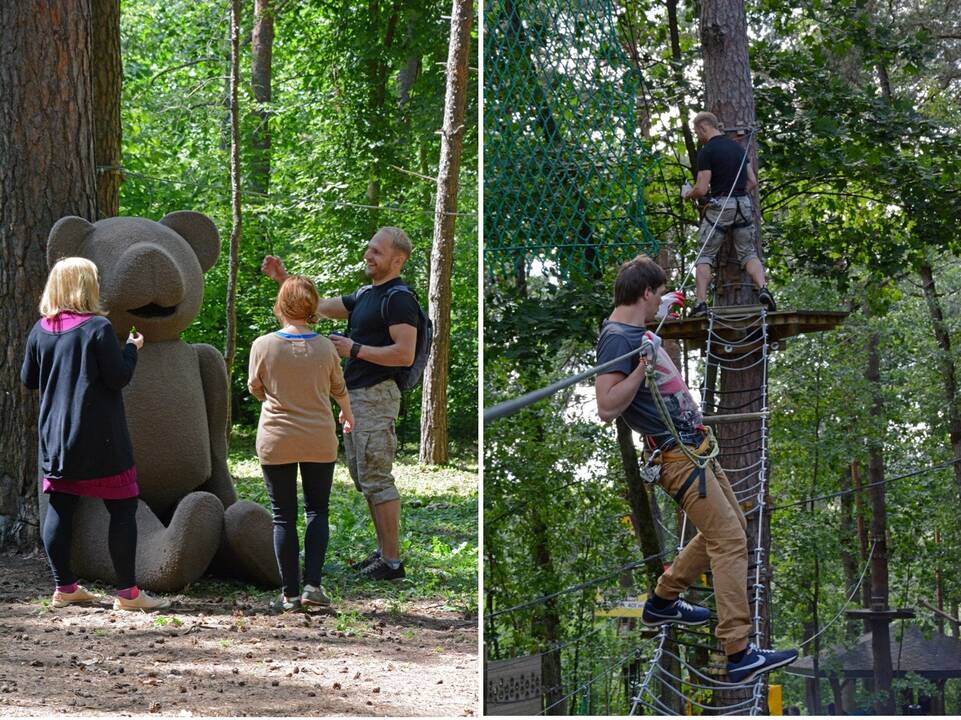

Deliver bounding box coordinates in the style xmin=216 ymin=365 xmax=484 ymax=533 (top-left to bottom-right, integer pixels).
xmin=704 ymin=195 xmax=755 ymax=234
xmin=643 ymin=360 xmax=720 ymax=483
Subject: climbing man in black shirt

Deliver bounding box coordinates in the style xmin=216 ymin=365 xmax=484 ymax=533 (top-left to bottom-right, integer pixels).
xmin=683 ymin=111 xmax=775 ymax=316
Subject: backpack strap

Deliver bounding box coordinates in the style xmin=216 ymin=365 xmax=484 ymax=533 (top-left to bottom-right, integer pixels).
xmin=346 ymin=284 xmax=373 ymax=334
xmin=380 ymin=284 xmax=416 ymax=324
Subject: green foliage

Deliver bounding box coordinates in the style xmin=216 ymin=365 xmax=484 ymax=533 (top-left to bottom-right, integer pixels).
xmin=229 ymin=429 xmax=477 ymax=614
xmin=119 ymin=0 xmax=477 ymax=443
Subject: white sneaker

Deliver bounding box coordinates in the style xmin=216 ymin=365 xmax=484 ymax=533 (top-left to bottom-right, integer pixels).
xmin=51 ymin=585 xmax=100 ymax=608
xmin=112 ymin=590 xmax=171 ymax=612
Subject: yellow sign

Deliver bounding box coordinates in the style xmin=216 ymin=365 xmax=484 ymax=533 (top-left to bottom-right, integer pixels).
xmin=768 ymin=684 xmax=783 ymax=715
xmin=594 ymin=593 xmax=649 ymax=618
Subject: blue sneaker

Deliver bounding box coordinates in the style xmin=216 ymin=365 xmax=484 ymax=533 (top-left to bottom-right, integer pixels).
xmin=726 ymin=643 xmax=799 ymax=683
xmin=641 ymin=597 xmax=711 ymax=627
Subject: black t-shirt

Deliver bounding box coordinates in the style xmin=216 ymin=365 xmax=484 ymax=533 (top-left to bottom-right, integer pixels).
xmin=20 ymin=316 xmax=138 ymax=480
xmin=696 ymin=134 xmax=749 ymax=197
xmin=341 ymin=278 xmax=420 ymax=390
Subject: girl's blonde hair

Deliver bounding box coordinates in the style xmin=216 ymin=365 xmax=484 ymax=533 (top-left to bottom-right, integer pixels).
xmin=274 ymin=275 xmax=320 ymax=325
xmin=39 ymin=257 xmax=106 ymax=318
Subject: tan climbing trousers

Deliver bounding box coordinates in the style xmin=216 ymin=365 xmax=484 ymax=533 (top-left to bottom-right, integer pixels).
xmin=654 ymin=438 xmax=751 ymax=655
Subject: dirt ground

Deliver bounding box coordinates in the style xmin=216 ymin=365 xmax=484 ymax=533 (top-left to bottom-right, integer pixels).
xmin=0 ymin=551 xmax=478 ymax=716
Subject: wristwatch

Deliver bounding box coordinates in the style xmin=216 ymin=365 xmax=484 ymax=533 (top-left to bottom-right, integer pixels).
xmin=350 ymin=342 xmax=362 ymax=359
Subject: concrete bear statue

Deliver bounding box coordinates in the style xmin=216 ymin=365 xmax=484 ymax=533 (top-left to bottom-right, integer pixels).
xmin=39 ymin=211 xmax=280 ymax=591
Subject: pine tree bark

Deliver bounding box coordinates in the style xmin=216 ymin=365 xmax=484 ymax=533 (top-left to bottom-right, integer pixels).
xmin=0 ymin=0 xmax=98 ymax=550
xmin=699 ymin=0 xmax=768 ymax=709
xmin=224 ymin=0 xmax=242 ymax=438
xmin=92 ymin=0 xmax=122 ymax=219
xmin=419 ymin=0 xmax=472 ymax=465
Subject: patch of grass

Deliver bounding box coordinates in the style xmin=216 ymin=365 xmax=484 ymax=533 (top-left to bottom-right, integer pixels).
xmin=335 ymin=609 xmax=361 ymax=633
xmin=228 ymin=429 xmax=478 ymax=616
xmin=93 ymin=628 xmax=109 ymax=637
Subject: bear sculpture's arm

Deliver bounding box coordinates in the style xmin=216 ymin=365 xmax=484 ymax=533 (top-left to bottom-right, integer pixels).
xmin=194 ymin=342 xmax=237 ymax=506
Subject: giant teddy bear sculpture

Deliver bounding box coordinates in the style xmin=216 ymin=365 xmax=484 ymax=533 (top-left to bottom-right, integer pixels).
xmin=40 ymin=211 xmax=280 ymax=591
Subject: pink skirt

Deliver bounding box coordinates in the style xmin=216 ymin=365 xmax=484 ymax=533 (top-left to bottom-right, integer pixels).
xmin=43 ymin=465 xmax=139 ymax=500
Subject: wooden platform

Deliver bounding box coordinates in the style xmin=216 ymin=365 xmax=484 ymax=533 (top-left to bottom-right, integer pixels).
xmin=658 ymin=306 xmax=849 ymax=354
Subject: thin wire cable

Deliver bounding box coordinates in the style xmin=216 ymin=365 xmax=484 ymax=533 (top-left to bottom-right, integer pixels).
xmin=485 ymin=551 xmax=668 ymax=620
xmin=538 ymin=645 xmax=642 ymax=715
xmin=797 ymin=539 xmax=877 ymax=649
xmin=768 ymin=457 xmax=961 ymax=511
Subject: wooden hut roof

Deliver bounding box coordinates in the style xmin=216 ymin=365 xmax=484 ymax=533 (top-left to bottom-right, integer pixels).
xmin=790 ymin=625 xmax=961 ymax=680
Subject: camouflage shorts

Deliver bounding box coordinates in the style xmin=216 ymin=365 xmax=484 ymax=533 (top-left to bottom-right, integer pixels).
xmin=694 ymin=195 xmax=758 ymax=269
xmin=343 ymin=380 xmax=401 ymax=505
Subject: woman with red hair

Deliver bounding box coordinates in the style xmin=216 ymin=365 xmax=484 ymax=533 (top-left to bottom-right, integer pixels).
xmin=248 ymin=275 xmax=354 ymax=612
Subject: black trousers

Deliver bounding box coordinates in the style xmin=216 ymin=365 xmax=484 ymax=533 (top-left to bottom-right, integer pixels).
xmin=42 ymin=492 xmax=139 ymax=589
xmin=261 ymin=462 xmax=335 ymax=598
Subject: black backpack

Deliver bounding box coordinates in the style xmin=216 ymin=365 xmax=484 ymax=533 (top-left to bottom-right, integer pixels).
xmin=353 ymin=284 xmax=433 ymax=391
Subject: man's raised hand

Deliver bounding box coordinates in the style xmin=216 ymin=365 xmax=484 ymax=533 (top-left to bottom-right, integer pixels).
xmin=261 ymin=255 xmax=289 ymax=283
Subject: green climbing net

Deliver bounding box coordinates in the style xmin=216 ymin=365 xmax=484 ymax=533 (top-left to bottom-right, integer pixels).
xmin=484 ymin=0 xmax=660 ymax=280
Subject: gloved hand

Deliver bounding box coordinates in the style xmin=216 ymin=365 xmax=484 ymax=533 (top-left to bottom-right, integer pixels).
xmin=655 ymin=290 xmax=686 ymax=321
xmin=639 ymin=330 xmax=662 ymax=363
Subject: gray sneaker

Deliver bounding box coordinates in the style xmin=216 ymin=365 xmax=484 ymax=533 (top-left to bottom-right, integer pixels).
xmin=301 ymin=585 xmax=331 ymax=607
xmin=268 ymin=594 xmax=301 ymax=613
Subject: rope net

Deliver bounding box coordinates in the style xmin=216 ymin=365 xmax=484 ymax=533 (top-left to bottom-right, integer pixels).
xmin=483 ymin=0 xmax=660 ymax=280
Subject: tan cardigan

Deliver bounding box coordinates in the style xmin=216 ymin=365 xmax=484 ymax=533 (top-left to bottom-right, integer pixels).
xmin=247 ymin=332 xmax=349 ymax=465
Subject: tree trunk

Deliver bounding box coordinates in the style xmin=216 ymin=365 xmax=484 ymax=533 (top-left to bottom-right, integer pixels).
xmin=91 ymin=0 xmax=122 ymax=219
xmin=419 ymin=0 xmax=472 ymax=465
xmin=0 ymin=0 xmax=98 ymax=550
xmin=531 ymin=511 xmax=564 ymax=715
xmin=863 ymin=308 xmax=895 ymax=714
xmin=851 ymin=460 xmax=872 ymax=629
xmin=665 ymin=0 xmax=698 ymax=171
xmin=840 ymin=465 xmax=860 ymax=639
xmin=918 ymin=263 xmax=961 ymax=503
xmin=838 ymin=466 xmax=859 ymax=713
xmin=224 ymin=0 xmax=242 ymax=438
xmin=250 ymin=0 xmax=274 ymax=197
xmin=700 ymin=0 xmax=767 ymax=710
xmin=615 ymin=418 xmax=664 ymax=589
xmin=365 ymin=1 xmax=399 ymax=232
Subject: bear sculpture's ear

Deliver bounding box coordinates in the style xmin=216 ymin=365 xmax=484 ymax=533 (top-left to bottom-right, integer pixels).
xmin=159 ymin=211 xmax=220 ymax=272
xmin=47 ymin=216 xmax=94 ymax=267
